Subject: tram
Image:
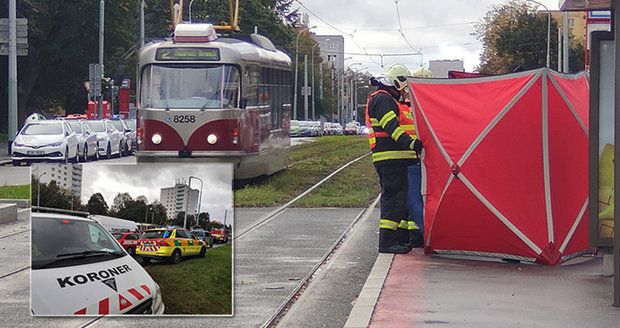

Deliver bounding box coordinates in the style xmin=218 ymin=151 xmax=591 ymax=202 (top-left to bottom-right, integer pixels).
xmin=136 ymin=22 xmax=292 ymax=179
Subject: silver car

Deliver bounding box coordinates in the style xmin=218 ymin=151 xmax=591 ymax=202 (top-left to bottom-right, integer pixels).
xmin=66 ymin=120 xmax=99 ymax=161
xmin=110 ymin=120 xmax=132 ymax=156
xmin=11 ymin=120 xmax=79 ymax=165
xmin=89 ymin=119 xmax=123 ymax=159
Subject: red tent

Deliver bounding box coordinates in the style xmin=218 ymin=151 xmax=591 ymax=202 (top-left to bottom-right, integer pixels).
xmin=448 ymin=71 xmax=488 ymax=79
xmin=408 ymin=68 xmax=590 ymax=265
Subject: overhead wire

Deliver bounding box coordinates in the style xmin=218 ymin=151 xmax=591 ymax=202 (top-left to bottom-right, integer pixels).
xmin=294 ymin=0 xmax=382 ymax=68
xmin=394 ymin=0 xmax=422 ymax=56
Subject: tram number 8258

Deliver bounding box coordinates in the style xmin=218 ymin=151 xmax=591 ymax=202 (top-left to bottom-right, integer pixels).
xmin=173 ymin=115 xmax=196 ymax=123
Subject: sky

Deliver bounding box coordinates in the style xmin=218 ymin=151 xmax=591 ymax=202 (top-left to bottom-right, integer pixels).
xmin=81 ymin=164 xmax=233 ymax=224
xmin=298 ymin=0 xmax=561 ymax=73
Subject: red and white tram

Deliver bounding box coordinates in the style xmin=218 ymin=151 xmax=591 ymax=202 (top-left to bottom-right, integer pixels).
xmin=136 ymin=23 xmax=291 ymax=179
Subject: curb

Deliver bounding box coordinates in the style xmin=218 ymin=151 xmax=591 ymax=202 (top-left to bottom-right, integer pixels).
xmin=0 ymin=199 xmax=30 ymax=208
xmin=0 ymin=203 xmax=18 ymax=224
xmin=343 ymin=253 xmax=394 ymax=328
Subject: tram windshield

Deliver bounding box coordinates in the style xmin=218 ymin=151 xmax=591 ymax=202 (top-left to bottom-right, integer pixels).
xmin=140 ymin=64 xmax=240 ymax=110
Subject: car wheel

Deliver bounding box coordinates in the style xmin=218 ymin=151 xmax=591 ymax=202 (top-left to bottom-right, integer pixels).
xmin=141 ymin=257 xmax=151 ymax=264
xmin=12 ymin=160 xmax=21 ymax=166
xmin=94 ymin=143 xmax=100 ymax=160
xmin=72 ymin=147 xmax=79 ymax=164
xmin=170 ymin=249 xmax=182 ymax=264
xmin=199 ymin=246 xmax=206 ymax=258
xmin=64 ymin=147 xmax=70 ymax=164
xmin=117 ymin=142 xmax=123 ymax=158
xmin=106 ymin=143 xmax=112 ymax=160
xmin=82 ymin=144 xmax=89 ymax=162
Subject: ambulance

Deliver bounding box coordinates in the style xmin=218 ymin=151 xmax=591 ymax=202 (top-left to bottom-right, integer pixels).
xmin=31 ymin=209 xmax=165 ymax=315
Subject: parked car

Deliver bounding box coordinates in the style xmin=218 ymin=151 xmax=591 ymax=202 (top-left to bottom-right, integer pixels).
xmin=89 ymin=119 xmax=123 ymax=159
xmin=122 ymin=119 xmax=137 ymax=151
xmin=345 ymin=122 xmax=361 ymax=135
xmin=112 ymin=232 xmax=142 ymax=255
xmin=210 ymin=228 xmax=229 ymax=244
xmin=66 ymin=120 xmax=99 ymax=161
xmin=137 ymin=228 xmax=207 ymax=264
xmin=31 ymin=210 xmax=164 ymax=315
xmin=11 ymin=120 xmax=79 ymax=165
xmin=290 ymin=120 xmax=301 ymax=137
xmin=191 ymin=229 xmax=214 ymax=248
xmin=111 ymin=120 xmax=132 ymax=156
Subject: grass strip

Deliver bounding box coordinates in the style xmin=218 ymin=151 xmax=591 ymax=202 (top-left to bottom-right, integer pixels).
xmin=0 ymin=184 xmax=31 ymax=199
xmin=295 ymin=156 xmax=380 ymax=207
xmin=234 ymin=136 xmax=371 ymax=207
xmin=145 ymin=244 xmax=232 ymax=315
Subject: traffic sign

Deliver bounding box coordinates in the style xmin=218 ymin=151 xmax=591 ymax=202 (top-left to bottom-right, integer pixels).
xmin=89 ymin=63 xmax=103 ymax=97
xmin=0 ymin=30 xmax=28 ymax=41
xmin=0 ymin=18 xmax=28 ymax=56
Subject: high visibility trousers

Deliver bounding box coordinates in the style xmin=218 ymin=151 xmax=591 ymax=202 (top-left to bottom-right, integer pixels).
xmin=407 ymin=162 xmax=424 ymax=234
xmin=375 ymin=162 xmax=409 ymax=234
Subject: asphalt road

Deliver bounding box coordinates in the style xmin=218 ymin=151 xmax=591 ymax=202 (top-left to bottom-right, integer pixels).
xmin=0 ymin=167 xmax=31 ymax=185
xmin=0 ymin=207 xmax=376 ymax=328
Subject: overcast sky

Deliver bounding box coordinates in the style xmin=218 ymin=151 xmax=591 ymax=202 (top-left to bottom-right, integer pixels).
xmin=299 ymin=0 xmax=560 ymax=73
xmin=81 ymin=164 xmax=233 ymax=224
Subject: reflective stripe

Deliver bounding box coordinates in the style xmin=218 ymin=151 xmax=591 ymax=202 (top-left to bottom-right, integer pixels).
xmin=372 ymin=150 xmax=417 ymax=162
xmin=370 ymin=118 xmax=380 ymax=126
xmin=399 ymin=220 xmax=419 ymax=230
xmin=380 ymin=219 xmax=399 ymax=230
xmin=391 ymin=126 xmax=405 ymax=140
xmin=401 ymin=124 xmax=415 ymax=131
xmin=379 ymin=111 xmax=397 ymax=128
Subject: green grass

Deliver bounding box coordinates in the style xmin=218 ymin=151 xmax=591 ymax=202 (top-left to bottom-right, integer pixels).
xmin=295 ymin=157 xmax=380 ymax=207
xmin=234 ymin=136 xmax=371 ymax=207
xmin=0 ymin=184 xmax=31 ymax=199
xmin=144 ymin=244 xmax=232 ymax=315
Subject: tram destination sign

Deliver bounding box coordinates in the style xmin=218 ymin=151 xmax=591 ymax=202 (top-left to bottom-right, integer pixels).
xmin=155 ymin=47 xmax=220 ymax=61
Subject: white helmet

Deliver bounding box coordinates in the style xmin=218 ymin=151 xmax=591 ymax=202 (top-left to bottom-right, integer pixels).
xmin=385 ymin=64 xmax=411 ymax=91
xmin=412 ymin=66 xmax=433 ymax=78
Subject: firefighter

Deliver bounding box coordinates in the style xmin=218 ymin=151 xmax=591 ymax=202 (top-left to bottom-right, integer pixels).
xmin=404 ymin=66 xmax=433 ymax=248
xmin=366 ymin=64 xmax=423 ymax=254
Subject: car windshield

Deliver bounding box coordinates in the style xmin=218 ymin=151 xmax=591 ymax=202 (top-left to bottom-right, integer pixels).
xmin=191 ymin=231 xmax=204 ymax=238
xmin=124 ymin=120 xmax=136 ymax=130
xmin=67 ymin=122 xmax=83 ymax=134
xmin=32 ymin=217 xmax=125 ymax=270
xmin=112 ymin=121 xmax=124 ymax=131
xmin=142 ymin=230 xmax=172 ymax=239
xmin=112 ymin=233 xmax=123 ymax=240
xmin=140 ymin=64 xmax=240 ymax=110
xmin=89 ymin=121 xmax=106 ymax=132
xmin=21 ymin=123 xmax=63 ymax=135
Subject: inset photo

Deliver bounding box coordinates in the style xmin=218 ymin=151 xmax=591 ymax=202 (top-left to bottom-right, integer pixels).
xmin=0 ymin=166 xmax=31 ymax=224
xmin=30 ymin=164 xmax=233 ymax=316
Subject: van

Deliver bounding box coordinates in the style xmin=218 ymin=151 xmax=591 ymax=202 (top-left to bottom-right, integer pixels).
xmin=31 ymin=210 xmax=164 ymax=315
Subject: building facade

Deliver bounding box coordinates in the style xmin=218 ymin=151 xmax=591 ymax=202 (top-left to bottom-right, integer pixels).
xmin=160 ymin=179 xmax=199 ymax=220
xmin=34 ymin=164 xmax=82 ymax=198
xmin=429 ymin=60 xmax=465 ymax=78
xmin=313 ymin=35 xmax=345 ymax=74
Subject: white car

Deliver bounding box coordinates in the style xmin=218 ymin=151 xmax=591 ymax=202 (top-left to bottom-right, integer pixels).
xmin=11 ymin=120 xmax=79 ymax=165
xmin=31 ymin=211 xmax=165 ymax=315
xmin=66 ymin=120 xmax=99 ymax=161
xmin=110 ymin=120 xmax=132 ymax=156
xmin=89 ymin=120 xmax=123 ymax=159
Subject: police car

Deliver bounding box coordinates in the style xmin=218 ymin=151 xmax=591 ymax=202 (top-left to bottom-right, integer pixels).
xmin=31 ymin=209 xmax=165 ymax=315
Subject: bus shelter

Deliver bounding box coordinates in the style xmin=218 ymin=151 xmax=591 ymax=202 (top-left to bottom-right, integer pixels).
xmin=561 ymin=0 xmax=619 ymax=307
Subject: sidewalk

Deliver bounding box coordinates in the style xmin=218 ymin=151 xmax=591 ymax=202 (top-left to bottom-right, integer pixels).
xmin=346 ymin=251 xmax=620 ymax=328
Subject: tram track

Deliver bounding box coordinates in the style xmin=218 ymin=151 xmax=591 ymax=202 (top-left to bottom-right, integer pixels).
xmin=0 ymin=228 xmax=30 ymax=240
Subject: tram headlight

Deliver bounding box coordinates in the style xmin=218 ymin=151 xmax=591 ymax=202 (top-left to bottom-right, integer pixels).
xmin=152 ymin=133 xmax=162 ymax=145
xmin=207 ymin=134 xmax=218 ymax=145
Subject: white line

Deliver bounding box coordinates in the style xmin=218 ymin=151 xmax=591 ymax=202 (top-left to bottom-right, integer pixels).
xmin=559 ymin=197 xmax=589 ymax=253
xmin=548 ymin=74 xmax=588 ymax=136
xmin=459 ymin=174 xmax=543 ymax=255
xmin=457 ymin=70 xmax=541 ymax=166
xmin=425 ymin=173 xmax=454 ymax=247
xmin=542 ymin=72 xmax=555 ymax=243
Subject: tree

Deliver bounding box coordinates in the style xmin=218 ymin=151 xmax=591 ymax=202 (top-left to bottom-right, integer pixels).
xmin=110 ymin=192 xmax=133 ymax=215
xmin=196 ymin=212 xmax=211 ymax=230
xmin=87 ymin=193 xmax=109 ymax=215
xmin=32 ymin=176 xmax=83 ymax=211
xmin=171 ymin=211 xmax=195 ymax=229
xmin=275 ymin=0 xmax=300 ymax=26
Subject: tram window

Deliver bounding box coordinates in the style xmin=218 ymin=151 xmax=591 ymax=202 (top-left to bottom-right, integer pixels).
xmin=244 ymin=66 xmax=258 ymax=107
xmin=139 ymin=64 xmax=240 ymax=109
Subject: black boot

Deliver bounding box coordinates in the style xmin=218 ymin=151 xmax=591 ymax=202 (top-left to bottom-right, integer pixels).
xmin=397 ymin=227 xmax=413 ymax=251
xmin=410 ymin=229 xmax=424 ymax=248
xmin=379 ymin=228 xmax=410 ymax=254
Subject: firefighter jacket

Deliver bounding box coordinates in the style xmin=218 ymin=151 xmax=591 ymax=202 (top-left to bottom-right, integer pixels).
xmin=365 ymin=89 xmax=419 ymax=163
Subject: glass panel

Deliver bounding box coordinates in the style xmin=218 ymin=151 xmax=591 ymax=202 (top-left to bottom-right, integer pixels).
xmin=598 ymin=39 xmax=615 ymax=239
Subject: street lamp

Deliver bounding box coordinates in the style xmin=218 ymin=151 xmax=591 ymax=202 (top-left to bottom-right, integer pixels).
xmin=189 ymin=0 xmax=196 ymax=22
xmin=184 ymin=176 xmax=204 ymax=229
xmin=37 ymin=172 xmax=46 ymax=207
xmin=526 ymin=0 xmax=551 ymax=68
xmin=311 ymin=42 xmax=323 ymax=121
xmin=294 ymin=25 xmax=316 ymax=120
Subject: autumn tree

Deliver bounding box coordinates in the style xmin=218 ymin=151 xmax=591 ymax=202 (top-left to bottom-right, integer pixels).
xmin=32 ymin=176 xmax=83 ymax=211
xmin=475 ymin=0 xmax=584 ymax=74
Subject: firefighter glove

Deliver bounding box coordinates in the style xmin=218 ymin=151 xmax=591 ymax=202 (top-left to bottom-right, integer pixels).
xmin=410 ymin=139 xmax=423 ymax=153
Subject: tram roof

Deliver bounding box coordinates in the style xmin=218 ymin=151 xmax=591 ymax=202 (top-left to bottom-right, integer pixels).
xmin=139 ymin=33 xmax=292 ymax=68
